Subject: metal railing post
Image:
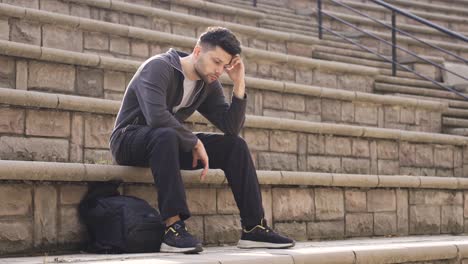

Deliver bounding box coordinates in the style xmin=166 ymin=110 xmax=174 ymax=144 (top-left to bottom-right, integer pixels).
xmin=318 ymin=0 xmax=323 ymax=39
xmin=253 ymin=0 xmax=257 ymax=7
xmin=391 ymin=10 xmax=397 ymax=76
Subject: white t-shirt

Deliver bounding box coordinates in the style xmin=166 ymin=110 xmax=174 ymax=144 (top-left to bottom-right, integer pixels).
xmin=173 ymin=76 xmax=197 ymax=113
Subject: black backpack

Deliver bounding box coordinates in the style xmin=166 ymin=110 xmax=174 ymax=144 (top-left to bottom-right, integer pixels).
xmin=79 ymin=180 xmax=165 ymax=253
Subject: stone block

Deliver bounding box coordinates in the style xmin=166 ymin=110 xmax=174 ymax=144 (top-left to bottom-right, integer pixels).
xmin=263 ymin=109 xmax=295 ymax=119
xmin=71 ymin=3 xmax=90 ymax=18
xmin=152 ymin=18 xmax=171 ymax=33
xmin=374 ymin=212 xmax=397 ymax=236
xmin=409 ymin=190 xmax=462 ymax=205
xmin=104 ymin=71 xmax=126 ymax=93
xmin=185 ymin=216 xmax=204 ymax=242
xmin=131 ymin=40 xmax=149 ymax=58
xmin=441 ymin=205 xmax=463 ymax=234
xmin=0 ymin=136 xmax=69 ymax=162
xmin=307 ymin=221 xmax=344 ymax=239
xmin=4 ymin=0 xmax=38 ymax=8
xmin=367 ymin=189 xmax=396 ymax=212
xmin=307 ymin=155 xmax=341 ymax=172
xmin=26 ymin=110 xmax=70 ymax=138
xmin=409 ymin=205 xmax=440 ymax=234
xmin=270 ymin=222 xmax=308 ymax=244
xmin=172 ymin=23 xmax=196 ymax=38
xmin=338 ymin=74 xmax=373 ymax=92
xmin=0 ymin=220 xmax=33 ymax=253
xmin=99 ymin=9 xmax=119 ymax=23
xmin=267 ymin=42 xmax=287 ymax=53
xmin=321 ymin=99 xmax=341 ymax=121
xmin=270 ymin=131 xmax=298 ymax=153
xmin=16 ymin=60 xmax=28 ymax=90
xmin=262 ymin=188 xmax=273 ymax=225
xmin=341 ymin=102 xmax=354 ymax=122
xmin=325 ymin=136 xmax=351 ymax=156
xmin=400 ymin=107 xmax=415 ymax=124
xmin=345 ymin=213 xmax=373 ymax=237
xmin=204 ymin=215 xmax=241 ymax=245
xmin=258 ymin=152 xmax=297 ymax=171
xmin=133 ymin=15 xmax=151 ymax=29
xmin=271 ymin=65 xmax=295 ymax=82
xmin=283 ymin=94 xmax=305 ymax=112
xmin=84 ymin=115 xmax=114 ymax=148
xmin=84 ymin=32 xmax=109 ymax=51
xmin=0 ymin=108 xmax=24 ymax=134
xmin=307 ymin=135 xmax=325 ymax=154
xmin=60 ymin=185 xmax=88 ymax=206
xmin=415 ymin=144 xmax=434 ymax=167
xmin=110 ymin=36 xmax=130 ymax=55
xmin=313 ymin=70 xmax=337 ymax=88
xmin=295 ymin=68 xmax=313 ymax=85
xmin=43 ymin=25 xmax=83 ymax=52
xmin=0 ymin=19 xmax=9 ymax=41
xmin=399 ymin=142 xmax=416 ymax=166
xmin=124 ymin=185 xmax=157 ymax=208
xmin=257 ymin=62 xmax=271 ymax=78
xmin=377 ymin=160 xmax=400 ymax=175
xmin=59 ymin=207 xmax=86 ymax=243
xmin=396 ymin=189 xmax=408 ymax=235
xmin=217 ymin=188 xmax=237 ymax=214
xmin=287 ymin=42 xmax=314 ymax=57
xmin=34 ymin=185 xmax=57 ymax=246
xmin=342 ymin=158 xmax=370 ymax=174
xmin=315 ymin=188 xmax=344 ymax=221
xmin=84 ymin=149 xmax=113 ymax=165
xmin=0 ymin=185 xmax=32 ymax=216
xmin=306 ymin=98 xmax=321 ymax=115
xmin=345 ymin=190 xmax=367 ymax=212
xmin=10 ymin=19 xmax=41 ymax=45
xmin=272 ymin=188 xmax=314 ymax=221
xmin=465 ymin=192 xmax=468 ymax=218
xmin=355 ymin=104 xmax=378 ymax=125
xmin=186 ymin=188 xmax=216 ymax=215
xmin=436 ymin=168 xmax=453 ymax=177
xmin=377 ymin=141 xmax=398 ymax=160
xmin=243 ymin=129 xmax=269 ymax=151
xmin=434 ymin=146 xmax=454 ymax=169
xmin=249 ymin=39 xmax=267 ymax=50
xmin=76 ymin=67 xmax=104 ymax=97
xmin=70 ymin=114 xmax=84 ymax=163
xmin=28 ymin=61 xmax=75 ymax=92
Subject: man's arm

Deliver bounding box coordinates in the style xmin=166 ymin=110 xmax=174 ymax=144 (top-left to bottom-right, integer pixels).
xmin=134 ymin=58 xmax=198 ymax=152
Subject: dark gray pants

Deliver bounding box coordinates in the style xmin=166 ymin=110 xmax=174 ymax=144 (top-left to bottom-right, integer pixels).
xmin=111 ymin=125 xmax=264 ymax=227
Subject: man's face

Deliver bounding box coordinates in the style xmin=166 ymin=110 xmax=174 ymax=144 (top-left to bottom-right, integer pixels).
xmin=193 ymin=45 xmax=233 ymax=84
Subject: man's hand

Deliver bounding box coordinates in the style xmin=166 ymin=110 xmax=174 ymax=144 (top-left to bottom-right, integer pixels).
xmin=192 ymin=139 xmax=209 ymax=180
xmin=226 ymin=55 xmax=246 ymax=99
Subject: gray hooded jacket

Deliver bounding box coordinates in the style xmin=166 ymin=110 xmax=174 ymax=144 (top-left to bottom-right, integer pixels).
xmin=109 ymin=48 xmax=247 ymax=155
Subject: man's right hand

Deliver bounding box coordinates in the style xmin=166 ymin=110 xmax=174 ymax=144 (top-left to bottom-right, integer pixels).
xmin=192 ymin=139 xmax=209 ymax=180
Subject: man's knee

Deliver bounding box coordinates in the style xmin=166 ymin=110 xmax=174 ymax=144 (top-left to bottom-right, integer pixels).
xmin=224 ymin=134 xmax=249 ymax=151
xmin=148 ymin=127 xmax=179 ymax=148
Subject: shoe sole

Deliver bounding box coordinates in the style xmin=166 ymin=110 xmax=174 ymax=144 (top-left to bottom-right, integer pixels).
xmin=237 ymin=240 xmax=295 ymax=249
xmin=160 ymin=243 xmax=203 ymax=254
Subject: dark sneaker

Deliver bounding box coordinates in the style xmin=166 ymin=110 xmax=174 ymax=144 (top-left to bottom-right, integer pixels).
xmin=237 ymin=219 xmax=295 ymax=249
xmin=160 ymin=220 xmax=203 ymax=253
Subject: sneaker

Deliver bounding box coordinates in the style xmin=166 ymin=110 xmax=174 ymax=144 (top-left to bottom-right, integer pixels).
xmin=237 ymin=219 xmax=295 ymax=249
xmin=160 ymin=220 xmax=203 ymax=253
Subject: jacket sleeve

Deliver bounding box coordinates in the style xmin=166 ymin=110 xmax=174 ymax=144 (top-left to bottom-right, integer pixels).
xmin=134 ymin=59 xmax=198 ymax=152
xmin=197 ymin=82 xmax=247 ymax=135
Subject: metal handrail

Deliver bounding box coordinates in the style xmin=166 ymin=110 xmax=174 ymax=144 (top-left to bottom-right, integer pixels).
xmin=371 ymin=0 xmax=468 ymax=43
xmin=328 ymin=0 xmax=468 ymax=82
xmin=316 ymin=0 xmax=468 ymax=99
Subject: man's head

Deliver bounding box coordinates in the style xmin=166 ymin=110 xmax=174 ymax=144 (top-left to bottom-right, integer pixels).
xmin=192 ymin=27 xmax=242 ymax=83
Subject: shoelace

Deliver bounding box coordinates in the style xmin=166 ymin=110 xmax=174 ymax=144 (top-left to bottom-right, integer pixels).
xmin=166 ymin=225 xmax=190 ymax=237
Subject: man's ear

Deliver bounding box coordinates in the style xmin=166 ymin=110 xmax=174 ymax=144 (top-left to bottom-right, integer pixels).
xmin=193 ymin=45 xmax=202 ymax=58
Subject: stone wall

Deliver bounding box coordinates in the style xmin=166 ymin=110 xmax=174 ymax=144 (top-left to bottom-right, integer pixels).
xmin=0 ymin=105 xmax=462 ymax=177
xmin=1 ymin=180 xmax=467 ymax=255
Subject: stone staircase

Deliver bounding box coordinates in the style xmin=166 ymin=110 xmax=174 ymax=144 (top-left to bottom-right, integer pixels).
xmin=1 ymin=0 xmax=468 ymax=263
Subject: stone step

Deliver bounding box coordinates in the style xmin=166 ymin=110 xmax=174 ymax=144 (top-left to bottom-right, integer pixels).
xmin=374 ymin=82 xmax=468 ymax=101
xmin=446 ymin=108 xmax=468 ymax=118
xmin=376 ymin=75 xmax=447 ymax=90
xmin=0 ymin=88 xmax=462 ymax=178
xmin=1 ymin=159 xmax=468 ymax=255
xmin=390 ymin=92 xmax=468 ymax=110
xmin=385 ymin=0 xmax=468 ymax=18
xmin=444 ymin=128 xmax=468 ymax=137
xmin=3 ymin=235 xmax=468 ymax=263
xmin=443 ymin=117 xmax=468 ymax=128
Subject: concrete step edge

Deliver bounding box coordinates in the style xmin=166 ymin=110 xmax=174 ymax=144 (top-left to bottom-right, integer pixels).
xmin=1 ymin=159 xmax=468 ymax=190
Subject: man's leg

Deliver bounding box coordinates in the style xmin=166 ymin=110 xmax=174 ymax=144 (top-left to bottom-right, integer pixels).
xmin=180 ymin=133 xmax=294 ymax=249
xmin=112 ymin=125 xmax=202 ymax=253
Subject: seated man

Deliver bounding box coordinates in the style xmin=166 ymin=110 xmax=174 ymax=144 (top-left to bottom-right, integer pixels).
xmin=109 ymin=27 xmax=294 ymax=253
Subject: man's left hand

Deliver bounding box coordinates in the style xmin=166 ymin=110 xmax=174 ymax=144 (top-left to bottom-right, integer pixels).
xmin=226 ymin=55 xmax=245 ymax=85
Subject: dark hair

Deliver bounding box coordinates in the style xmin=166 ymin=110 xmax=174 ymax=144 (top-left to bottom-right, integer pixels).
xmin=198 ymin=27 xmax=242 ymax=56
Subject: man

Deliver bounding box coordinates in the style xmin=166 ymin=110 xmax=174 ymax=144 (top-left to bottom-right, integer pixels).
xmin=110 ymin=27 xmax=294 ymax=253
